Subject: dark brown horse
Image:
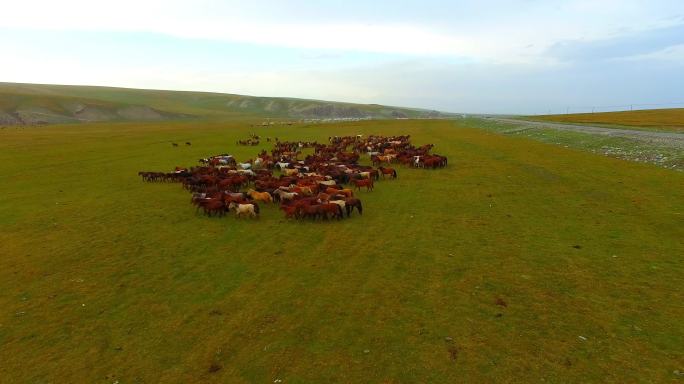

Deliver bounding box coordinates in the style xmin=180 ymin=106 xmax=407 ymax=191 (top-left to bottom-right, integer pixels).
xmin=344 ymin=198 xmax=363 ymax=217
xmin=197 ymin=198 xmax=225 ymax=217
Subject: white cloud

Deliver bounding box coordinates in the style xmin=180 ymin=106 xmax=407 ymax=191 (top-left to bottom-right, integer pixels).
xmin=615 ymin=43 xmax=684 ymax=61
xmin=2 ymin=0 xmax=682 ymax=113
xmin=2 ymin=0 xmax=682 ymax=63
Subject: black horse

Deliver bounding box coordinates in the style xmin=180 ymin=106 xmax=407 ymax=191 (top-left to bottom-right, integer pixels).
xmin=344 ymin=198 xmax=363 ymax=217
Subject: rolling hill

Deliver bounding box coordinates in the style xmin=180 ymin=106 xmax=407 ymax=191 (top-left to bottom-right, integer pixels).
xmin=0 ymin=82 xmax=449 ymax=125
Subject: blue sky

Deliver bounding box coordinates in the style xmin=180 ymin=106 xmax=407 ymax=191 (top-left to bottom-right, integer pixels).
xmin=1 ymin=0 xmax=683 ymax=114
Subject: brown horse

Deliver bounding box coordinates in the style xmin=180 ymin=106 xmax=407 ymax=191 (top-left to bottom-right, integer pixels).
xmin=299 ymin=204 xmax=321 ymax=220
xmin=198 ymin=198 xmax=225 ymax=217
xmin=378 ymin=166 xmax=397 ymax=179
xmin=324 ymin=187 xmax=354 ymax=198
xmin=280 ymin=204 xmax=298 ymax=219
xmin=352 ymin=178 xmax=374 ymax=192
xmin=320 ymin=203 xmax=344 ymax=220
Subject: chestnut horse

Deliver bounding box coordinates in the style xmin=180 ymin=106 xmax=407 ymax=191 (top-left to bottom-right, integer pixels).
xmin=378 ymin=167 xmax=397 ymax=179
xmin=325 ymin=187 xmax=354 ymax=198
xmin=247 ymin=189 xmax=273 ymax=203
xmin=280 ymin=204 xmax=299 ymax=219
xmin=320 ymin=203 xmax=344 ymax=220
xmin=352 ymin=178 xmax=374 ymax=192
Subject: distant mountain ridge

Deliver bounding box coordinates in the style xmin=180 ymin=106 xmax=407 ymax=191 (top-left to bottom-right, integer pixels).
xmin=0 ymin=82 xmax=451 ymax=125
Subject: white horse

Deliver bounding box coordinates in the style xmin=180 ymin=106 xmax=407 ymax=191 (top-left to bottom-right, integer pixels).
xmin=237 ymin=169 xmax=255 ymax=176
xmin=228 ymin=202 xmax=258 ymax=218
xmin=274 ymin=189 xmax=298 ymax=202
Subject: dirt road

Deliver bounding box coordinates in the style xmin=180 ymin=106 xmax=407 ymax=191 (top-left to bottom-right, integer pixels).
xmin=491 ymin=118 xmax=684 ymax=148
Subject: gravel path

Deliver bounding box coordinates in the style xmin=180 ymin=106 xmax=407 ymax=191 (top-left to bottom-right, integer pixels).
xmin=491 ymin=118 xmax=684 ymax=149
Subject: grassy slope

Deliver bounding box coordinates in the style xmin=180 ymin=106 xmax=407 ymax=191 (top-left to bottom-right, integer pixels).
xmin=0 ymin=82 xmax=441 ymax=123
xmin=0 ymin=120 xmax=682 ymax=383
xmin=528 ymin=108 xmax=684 ymax=132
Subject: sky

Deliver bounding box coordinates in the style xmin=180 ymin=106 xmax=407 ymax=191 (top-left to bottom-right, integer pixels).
xmin=1 ymin=0 xmax=683 ymax=114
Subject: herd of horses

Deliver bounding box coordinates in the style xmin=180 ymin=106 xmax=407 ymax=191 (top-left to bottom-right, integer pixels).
xmin=236 ymin=133 xmax=272 ymax=146
xmin=139 ymin=133 xmax=446 ymax=221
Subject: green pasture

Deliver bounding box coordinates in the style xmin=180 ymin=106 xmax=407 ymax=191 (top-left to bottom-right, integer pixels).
xmin=0 ymin=119 xmax=682 ymax=383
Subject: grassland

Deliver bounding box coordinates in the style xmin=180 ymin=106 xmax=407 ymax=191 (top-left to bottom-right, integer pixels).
xmin=528 ymin=108 xmax=684 ymax=132
xmin=0 ymin=119 xmax=683 ymax=383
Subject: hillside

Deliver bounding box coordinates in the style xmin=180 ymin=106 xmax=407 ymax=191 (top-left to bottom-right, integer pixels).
xmin=0 ymin=82 xmax=448 ymax=125
xmin=528 ymin=108 xmax=684 ymax=132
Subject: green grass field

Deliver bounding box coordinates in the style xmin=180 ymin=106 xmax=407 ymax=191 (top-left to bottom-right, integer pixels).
xmin=1 ymin=119 xmax=683 ymax=383
xmin=528 ymin=108 xmax=684 ymax=132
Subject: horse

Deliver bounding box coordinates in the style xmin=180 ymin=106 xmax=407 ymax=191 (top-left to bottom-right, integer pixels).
xmin=321 ymin=203 xmax=344 ymax=220
xmin=318 ymin=180 xmax=337 ymax=187
xmin=172 ymin=142 xmax=178 ymax=147
xmin=191 ymin=192 xmax=207 ymax=202
xmin=329 ymin=200 xmax=346 ymax=215
xmin=344 ymin=198 xmax=363 ymax=217
xmin=352 ymin=178 xmax=374 ymax=192
xmin=247 ymin=189 xmax=273 ymax=203
xmin=198 ymin=198 xmax=225 ymax=217
xmin=299 ymin=204 xmax=322 ymax=220
xmin=305 ymin=203 xmax=343 ymax=220
xmin=273 ymin=189 xmax=298 ymax=202
xmin=223 ymin=192 xmax=248 ymax=205
xmin=324 ymin=187 xmax=353 ymax=198
xmin=290 ymin=185 xmax=313 ymax=196
xmin=283 ymin=168 xmax=299 ymax=176
xmin=280 ymin=204 xmax=298 ymax=219
xmin=228 ymin=202 xmax=259 ymax=218
xmin=371 ymin=154 xmax=392 ymax=165
xmin=185 ymin=142 xmax=192 ymax=146
xmin=369 ymin=169 xmax=380 ymax=180
xmin=338 ymin=188 xmax=354 ymax=198
xmin=378 ymin=166 xmax=397 ymax=179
